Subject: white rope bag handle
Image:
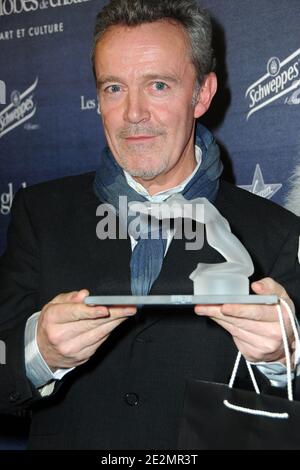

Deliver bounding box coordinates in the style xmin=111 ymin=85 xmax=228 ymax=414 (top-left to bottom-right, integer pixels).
xmin=223 ymin=298 xmax=300 ymax=418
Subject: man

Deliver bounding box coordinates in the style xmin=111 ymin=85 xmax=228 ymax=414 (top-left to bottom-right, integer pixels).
xmin=0 ymin=0 xmax=299 ymax=450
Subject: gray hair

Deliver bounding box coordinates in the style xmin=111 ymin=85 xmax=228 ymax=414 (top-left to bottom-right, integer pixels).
xmin=92 ymin=0 xmax=215 ymax=86
xmin=284 ymin=163 xmax=300 ymax=216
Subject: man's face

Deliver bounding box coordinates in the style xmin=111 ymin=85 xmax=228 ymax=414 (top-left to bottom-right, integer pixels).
xmin=94 ymin=21 xmax=215 ymax=192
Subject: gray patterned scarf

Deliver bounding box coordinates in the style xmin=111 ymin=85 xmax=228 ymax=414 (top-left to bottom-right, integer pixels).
xmin=94 ymin=123 xmax=223 ymax=294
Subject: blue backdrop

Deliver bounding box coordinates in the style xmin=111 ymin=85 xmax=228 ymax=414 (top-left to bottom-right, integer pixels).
xmin=0 ymin=0 xmax=299 ymax=449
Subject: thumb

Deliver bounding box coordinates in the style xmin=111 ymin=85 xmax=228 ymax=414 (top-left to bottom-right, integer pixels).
xmin=251 ymin=277 xmax=287 ymax=297
xmin=51 ymin=289 xmax=90 ymax=304
xmin=70 ymin=289 xmax=90 ymax=303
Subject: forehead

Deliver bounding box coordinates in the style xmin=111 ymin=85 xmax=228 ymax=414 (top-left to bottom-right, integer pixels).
xmin=94 ymin=21 xmax=194 ymax=78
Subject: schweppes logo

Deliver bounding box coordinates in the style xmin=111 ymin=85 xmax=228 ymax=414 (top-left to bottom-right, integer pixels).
xmin=245 ymin=49 xmax=300 ymax=120
xmin=0 ymin=77 xmax=38 ymax=139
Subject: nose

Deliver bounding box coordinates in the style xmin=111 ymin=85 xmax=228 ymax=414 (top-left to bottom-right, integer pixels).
xmin=123 ymin=89 xmax=150 ymax=124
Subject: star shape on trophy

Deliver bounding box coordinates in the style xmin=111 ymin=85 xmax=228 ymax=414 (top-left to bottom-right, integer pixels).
xmin=238 ymin=164 xmax=282 ymax=200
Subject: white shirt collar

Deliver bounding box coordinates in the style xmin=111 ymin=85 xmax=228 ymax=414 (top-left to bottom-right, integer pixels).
xmin=123 ymin=145 xmax=202 ymax=203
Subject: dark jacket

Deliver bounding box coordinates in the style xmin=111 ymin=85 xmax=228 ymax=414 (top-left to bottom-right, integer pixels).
xmin=0 ymin=173 xmax=299 ymax=449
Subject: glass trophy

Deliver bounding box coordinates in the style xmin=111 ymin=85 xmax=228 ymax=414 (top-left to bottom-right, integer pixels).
xmin=85 ymin=195 xmax=278 ymax=306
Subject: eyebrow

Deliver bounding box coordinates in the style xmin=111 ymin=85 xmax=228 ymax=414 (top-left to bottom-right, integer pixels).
xmin=97 ymin=74 xmax=180 ymax=89
xmin=97 ymin=76 xmax=122 ymax=89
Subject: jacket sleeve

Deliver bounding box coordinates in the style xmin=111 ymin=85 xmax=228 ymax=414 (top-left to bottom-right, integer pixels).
xmin=266 ymin=220 xmax=300 ymax=396
xmin=268 ymin=220 xmax=300 ymax=314
xmin=0 ymin=189 xmax=43 ymax=412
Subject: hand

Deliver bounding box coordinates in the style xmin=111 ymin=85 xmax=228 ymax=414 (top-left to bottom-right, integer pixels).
xmin=37 ymin=289 xmax=137 ymax=370
xmin=194 ymin=277 xmax=296 ymax=364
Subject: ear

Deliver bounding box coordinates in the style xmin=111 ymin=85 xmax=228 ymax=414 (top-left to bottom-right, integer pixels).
xmin=194 ymin=73 xmax=218 ymax=118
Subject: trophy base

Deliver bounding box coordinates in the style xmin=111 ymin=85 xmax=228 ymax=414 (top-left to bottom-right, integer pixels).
xmin=192 ymin=273 xmax=250 ymax=295
xmin=84 ymin=294 xmax=278 ymax=306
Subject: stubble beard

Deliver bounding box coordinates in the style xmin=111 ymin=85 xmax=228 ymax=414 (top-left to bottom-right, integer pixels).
xmin=118 ymin=150 xmax=169 ymax=180
xmin=117 ymin=129 xmax=168 ymax=180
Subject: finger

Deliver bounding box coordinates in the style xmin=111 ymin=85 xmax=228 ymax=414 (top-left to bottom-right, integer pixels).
xmin=252 ymin=278 xmax=296 ymax=318
xmin=210 ymin=317 xmax=284 ymax=361
xmin=223 ymin=313 xmax=294 ymax=352
xmin=206 ymin=311 xmax=293 ymax=350
xmin=209 ymin=315 xmax=278 ymax=337
xmin=233 ymin=337 xmax=284 ymax=363
xmin=50 ymin=289 xmax=90 ymax=305
xmin=57 ymin=317 xmax=128 ymax=360
xmin=251 ymin=277 xmax=288 ymax=298
xmin=107 ymin=305 xmax=137 ymax=317
xmin=60 ymin=333 xmax=112 ymax=368
xmin=44 ymin=303 xmax=109 ymax=323
xmin=44 ymin=302 xmax=137 ymax=323
xmin=196 ymin=303 xmax=278 ymax=322
xmin=210 ymin=317 xmax=266 ymax=351
xmin=220 ymin=303 xmax=278 ymax=321
xmin=194 ymin=305 xmax=222 ymax=316
xmin=74 ymin=316 xmax=128 ymax=350
xmin=48 ymin=309 xmax=136 ymax=342
xmin=222 ymin=303 xmax=295 ymax=336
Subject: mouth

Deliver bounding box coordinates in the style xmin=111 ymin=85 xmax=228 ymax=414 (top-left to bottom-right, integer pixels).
xmin=124 ymin=135 xmax=157 ymax=143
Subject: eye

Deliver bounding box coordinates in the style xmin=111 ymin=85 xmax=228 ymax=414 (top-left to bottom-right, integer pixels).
xmin=152 ymin=81 xmax=168 ymax=92
xmin=105 ymin=84 xmax=121 ymax=94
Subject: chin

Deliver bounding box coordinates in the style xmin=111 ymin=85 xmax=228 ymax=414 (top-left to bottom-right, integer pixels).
xmin=128 ymin=169 xmax=161 ymax=180
xmin=284 ymin=163 xmax=300 ymax=216
xmin=122 ymin=161 xmax=167 ymax=180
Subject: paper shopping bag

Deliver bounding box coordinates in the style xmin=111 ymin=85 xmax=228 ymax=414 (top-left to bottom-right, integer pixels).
xmin=178 ymin=378 xmax=300 ymax=450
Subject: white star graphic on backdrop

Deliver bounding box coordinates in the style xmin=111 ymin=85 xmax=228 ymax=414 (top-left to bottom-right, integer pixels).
xmin=239 ymin=164 xmax=282 ymax=200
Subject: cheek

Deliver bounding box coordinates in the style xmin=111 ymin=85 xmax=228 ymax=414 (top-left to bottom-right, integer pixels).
xmin=152 ymin=97 xmax=193 ymax=127
xmin=152 ymin=100 xmax=173 ymax=118
xmin=101 ymin=110 xmax=120 ymax=138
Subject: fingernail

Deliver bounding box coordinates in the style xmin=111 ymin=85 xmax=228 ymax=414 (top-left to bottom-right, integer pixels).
xmin=96 ymin=310 xmax=109 ymax=317
xmin=195 ymin=307 xmax=204 ymax=314
xmin=124 ymin=308 xmax=137 ymax=315
xmin=256 ymin=281 xmax=265 ymax=288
